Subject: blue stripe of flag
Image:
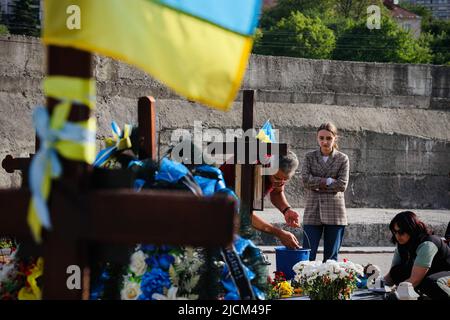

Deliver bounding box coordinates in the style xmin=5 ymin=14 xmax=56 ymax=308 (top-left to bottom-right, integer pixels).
xmin=153 ymin=0 xmax=263 ymax=36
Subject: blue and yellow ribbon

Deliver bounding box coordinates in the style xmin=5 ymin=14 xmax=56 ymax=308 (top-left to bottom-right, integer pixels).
xmin=27 ymin=76 xmax=97 ymax=242
xmin=92 ymin=122 xmax=133 ymax=168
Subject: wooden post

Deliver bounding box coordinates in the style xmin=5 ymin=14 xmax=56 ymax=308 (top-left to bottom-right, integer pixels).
xmin=239 ymin=90 xmax=255 ymax=238
xmin=42 ymin=45 xmax=93 ymax=299
xmin=138 ymin=96 xmax=157 ymax=161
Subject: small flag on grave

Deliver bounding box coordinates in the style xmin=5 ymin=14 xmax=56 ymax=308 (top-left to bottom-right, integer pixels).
xmin=43 ymin=0 xmax=263 ymax=111
xmin=256 ymin=120 xmax=276 ymax=143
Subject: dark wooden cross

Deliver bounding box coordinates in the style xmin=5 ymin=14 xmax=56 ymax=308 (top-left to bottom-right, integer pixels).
xmin=2 ymin=98 xmax=156 ymax=187
xmin=0 ymin=46 xmax=236 ymax=299
xmin=2 ymin=143 xmax=37 ymax=188
xmin=208 ymin=90 xmax=287 ymax=238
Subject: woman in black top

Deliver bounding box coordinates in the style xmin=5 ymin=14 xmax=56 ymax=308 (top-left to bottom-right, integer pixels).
xmin=383 ymin=211 xmax=450 ymax=300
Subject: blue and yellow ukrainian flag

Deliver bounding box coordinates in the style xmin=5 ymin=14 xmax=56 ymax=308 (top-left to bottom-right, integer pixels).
xmin=43 ymin=0 xmax=262 ymax=111
xmin=256 ymin=120 xmax=276 ymax=143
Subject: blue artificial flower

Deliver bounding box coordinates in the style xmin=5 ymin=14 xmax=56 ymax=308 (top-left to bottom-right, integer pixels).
xmin=140 ymin=268 xmax=171 ymax=299
xmin=145 ymin=256 xmax=160 ymax=268
xmin=155 ymin=158 xmax=189 ymax=183
xmin=221 ymin=273 xmax=237 ymax=293
xmin=357 ymin=276 xmax=368 ymax=289
xmin=100 ymin=270 xmax=110 ymax=282
xmin=253 ymin=286 xmax=266 ymax=300
xmin=144 ymin=253 xmax=175 ymax=270
xmin=221 ymin=262 xmax=255 ymax=283
xmin=158 ymin=254 xmax=175 ymax=270
xmin=89 ymin=268 xmax=110 ymax=300
xmin=234 ymin=235 xmax=259 ymax=256
xmin=140 ymin=244 xmax=156 ymax=252
xmin=193 ymin=175 xmax=216 ymax=196
xmin=137 ymin=294 xmax=150 ymax=300
xmin=224 ymin=291 xmax=240 ymax=300
xmin=159 ymin=245 xmax=174 ymax=252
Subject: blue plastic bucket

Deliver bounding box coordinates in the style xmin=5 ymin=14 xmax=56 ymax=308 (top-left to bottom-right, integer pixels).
xmin=275 ymin=246 xmax=311 ymax=279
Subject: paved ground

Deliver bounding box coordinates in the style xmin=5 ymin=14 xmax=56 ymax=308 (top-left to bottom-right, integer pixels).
xmin=261 ymin=246 xmax=394 ymax=277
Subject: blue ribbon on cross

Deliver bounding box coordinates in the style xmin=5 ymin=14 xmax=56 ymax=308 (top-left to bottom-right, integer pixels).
xmin=29 ymin=106 xmax=96 ymax=233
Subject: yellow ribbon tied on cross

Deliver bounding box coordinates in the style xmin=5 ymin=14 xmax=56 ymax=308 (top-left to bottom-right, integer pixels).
xmin=27 ymin=76 xmax=97 ymax=243
xmin=92 ymin=122 xmax=133 ymax=168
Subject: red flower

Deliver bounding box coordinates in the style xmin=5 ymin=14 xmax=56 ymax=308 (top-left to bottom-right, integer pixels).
xmin=274 ymin=271 xmax=286 ymax=281
xmin=343 ymin=258 xmax=348 ymax=262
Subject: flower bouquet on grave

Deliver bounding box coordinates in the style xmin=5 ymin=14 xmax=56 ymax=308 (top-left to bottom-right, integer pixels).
xmin=267 ymin=271 xmax=294 ymax=299
xmin=0 ymin=240 xmax=42 ymax=301
xmin=0 ymin=238 xmax=22 ymax=300
xmin=292 ymin=260 xmax=364 ymax=300
xmin=0 ymin=237 xmax=16 ymax=264
xmin=120 ymin=245 xmax=203 ymax=300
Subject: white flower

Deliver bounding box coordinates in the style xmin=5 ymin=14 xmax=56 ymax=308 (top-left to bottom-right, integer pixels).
xmin=292 ymin=260 xmax=310 ymax=273
xmin=330 ymin=273 xmax=339 ymax=281
xmin=339 ymin=270 xmax=349 ymax=279
xmin=152 ymin=286 xmax=189 ymax=300
xmin=130 ymin=250 xmax=147 ymax=276
xmin=121 ymin=281 xmax=141 ymax=300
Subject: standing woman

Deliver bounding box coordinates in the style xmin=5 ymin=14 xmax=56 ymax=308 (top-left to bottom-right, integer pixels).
xmin=301 ymin=122 xmax=350 ymax=262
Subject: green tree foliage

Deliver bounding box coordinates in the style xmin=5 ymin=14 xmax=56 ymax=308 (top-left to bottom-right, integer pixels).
xmin=256 ymin=0 xmax=439 ymax=64
xmin=334 ymin=0 xmax=383 ymax=20
xmin=394 ymin=2 xmax=450 ymax=65
xmin=0 ymin=25 xmax=8 ymax=35
xmin=423 ymin=18 xmax=450 ymax=36
xmin=9 ymin=0 xmax=40 ymax=37
xmin=332 ymin=16 xmax=432 ymax=63
xmin=255 ymin=11 xmax=336 ymax=59
xmin=416 ymin=11 xmax=450 ymax=65
xmin=261 ymin=0 xmax=385 ymax=27
xmin=0 ymin=12 xmax=9 ymax=35
xmin=260 ymin=0 xmax=335 ymax=29
xmin=324 ymin=1 xmax=388 ymax=38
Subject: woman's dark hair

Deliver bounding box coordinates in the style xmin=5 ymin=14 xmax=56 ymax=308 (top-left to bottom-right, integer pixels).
xmin=317 ymin=122 xmax=339 ymax=150
xmin=389 ymin=211 xmax=432 ymax=245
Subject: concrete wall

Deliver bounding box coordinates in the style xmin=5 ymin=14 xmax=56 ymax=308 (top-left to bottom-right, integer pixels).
xmin=1 ymin=35 xmax=450 ymax=209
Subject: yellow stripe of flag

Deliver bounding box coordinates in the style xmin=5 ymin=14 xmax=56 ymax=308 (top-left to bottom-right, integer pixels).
xmin=43 ymin=0 xmax=255 ymax=111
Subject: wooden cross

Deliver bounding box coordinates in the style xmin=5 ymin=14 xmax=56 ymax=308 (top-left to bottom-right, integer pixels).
xmin=2 ymin=140 xmax=38 ymax=188
xmin=0 ymin=46 xmax=236 ymax=299
xmin=1 ymin=97 xmax=157 ymax=186
xmin=208 ymin=90 xmax=287 ymax=238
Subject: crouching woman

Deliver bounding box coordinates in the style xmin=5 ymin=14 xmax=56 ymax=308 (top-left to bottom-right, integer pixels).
xmin=383 ymin=211 xmax=450 ymax=300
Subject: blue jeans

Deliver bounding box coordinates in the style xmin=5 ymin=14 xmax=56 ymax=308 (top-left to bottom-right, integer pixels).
xmin=303 ymin=225 xmax=345 ymax=262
